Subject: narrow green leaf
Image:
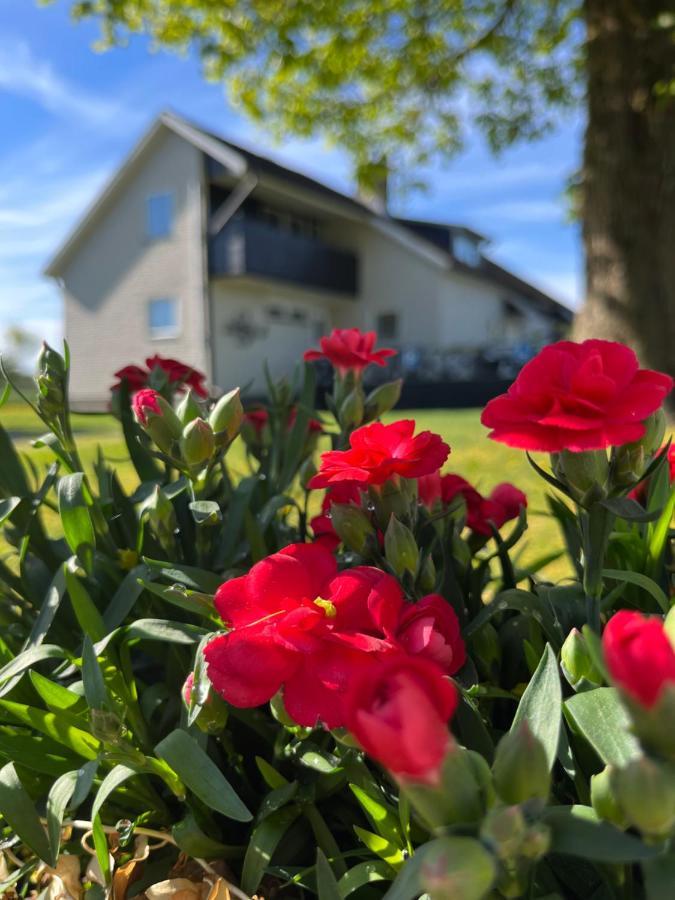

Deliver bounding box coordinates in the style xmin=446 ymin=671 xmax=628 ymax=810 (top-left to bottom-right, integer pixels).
xmin=642 ymin=853 xmax=675 ymax=900
xmin=464 ymin=588 xmax=562 ymax=647
xmin=65 ymin=566 xmax=105 ymax=641
xmin=349 ymin=784 xmax=402 ymax=846
xmin=0 ymin=496 xmax=21 ymax=526
xmin=316 ymin=848 xmax=342 ymax=900
xmin=0 ymin=644 xmax=67 ymax=687
xmin=354 ymin=827 xmax=405 ymax=867
xmin=564 ymin=687 xmax=640 ymax=766
xmin=511 ymin=643 xmax=561 ymax=771
xmin=255 ymin=756 xmax=289 ymax=789
xmin=82 ymin=637 xmax=108 ymax=710
xmin=0 ymin=699 xmax=101 ymax=759
xmin=123 ymin=618 xmax=205 ymax=645
xmin=154 ymin=729 xmax=251 ymax=822
xmin=0 ymin=728 xmax=80 ymax=776
xmin=0 ymin=762 xmax=51 ymax=861
xmin=30 ymin=671 xmax=87 ymax=714
xmin=338 ymin=861 xmax=394 ymax=898
xmin=647 ymin=486 xmax=675 ymax=579
xmin=91 ymin=764 xmax=138 ymax=822
xmin=241 ymin=805 xmax=301 ymax=896
xmin=545 ymin=806 xmax=658 ymax=862
xmin=46 ymin=770 xmax=79 ymax=864
xmin=601 ymin=568 xmax=669 ymax=613
xmin=141 ymin=558 xmax=222 ymax=593
xmin=58 ymin=473 xmax=96 ymax=570
xmin=102 ymin=563 xmax=152 ymax=630
xmin=173 ymin=811 xmax=241 ymax=860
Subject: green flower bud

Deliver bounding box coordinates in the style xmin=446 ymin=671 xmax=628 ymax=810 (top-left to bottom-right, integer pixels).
xmin=330 ymin=503 xmax=377 ymax=555
xmin=182 ymin=672 xmax=228 ymax=734
xmin=519 ymin=822 xmax=551 ymax=861
xmin=591 ymin=765 xmax=627 ymax=829
xmin=419 ymin=836 xmax=497 ymax=900
xmin=405 ymin=747 xmax=493 ymax=831
xmin=418 ymin=554 xmax=436 ymax=592
xmin=614 ymin=409 xmax=668 ymax=490
xmin=180 ymin=418 xmax=215 ymax=467
xmin=133 ymin=389 xmax=183 ymax=455
xmin=90 ymin=708 xmax=125 ymax=744
xmin=209 ymin=387 xmax=244 ymax=447
xmin=384 ymin=514 xmax=419 ymax=578
xmin=557 ymin=449 xmax=610 ymax=504
xmin=364 ymin=379 xmax=403 ymax=422
xmin=481 ymin=805 xmax=527 ymax=860
xmin=175 ymin=389 xmax=203 ymax=426
xmin=493 ymin=721 xmax=550 ymax=806
xmin=144 ymin=485 xmax=177 ymax=550
xmin=338 ymin=386 xmax=365 ymax=431
xmin=561 ymin=627 xmax=603 ymax=690
xmin=298 ymin=457 xmax=318 ymax=490
xmin=35 ymin=341 xmax=67 ymax=417
xmin=368 ymin=477 xmax=417 ymax=529
xmin=611 ymin=757 xmax=675 ymax=839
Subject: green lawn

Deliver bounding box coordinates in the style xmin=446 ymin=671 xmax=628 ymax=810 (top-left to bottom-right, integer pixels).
xmin=1 ymin=402 xmax=569 ymax=579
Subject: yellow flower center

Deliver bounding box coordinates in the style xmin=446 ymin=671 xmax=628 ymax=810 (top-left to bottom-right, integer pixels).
xmin=313 ymin=597 xmax=337 ymax=618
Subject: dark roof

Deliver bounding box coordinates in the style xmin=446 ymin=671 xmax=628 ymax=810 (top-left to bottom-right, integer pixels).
xmin=187 ymin=114 xmax=573 ymax=322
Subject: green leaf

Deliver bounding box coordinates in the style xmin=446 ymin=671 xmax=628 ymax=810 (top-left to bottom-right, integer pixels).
xmin=91 ymin=764 xmax=138 ymax=822
xmin=0 ymin=644 xmax=68 ymax=687
xmin=46 ymin=770 xmax=79 ymax=864
xmin=82 ymin=637 xmax=109 ymax=710
xmin=255 ymin=756 xmax=289 ymax=789
xmin=0 ymin=496 xmax=21 ymax=526
xmin=642 ymin=853 xmax=675 ymax=900
xmin=241 ymin=805 xmax=301 ymax=896
xmin=154 ymin=729 xmax=251 ymax=822
xmin=189 ymin=500 xmax=222 ymax=526
xmin=338 ymin=860 xmax=394 ymax=898
xmin=0 ymin=762 xmax=51 ymax=861
xmin=123 ymin=618 xmax=205 ymax=645
xmin=0 ymin=699 xmax=101 ymax=759
xmin=30 ymin=671 xmax=87 ymax=714
xmin=464 ymin=588 xmax=562 ymax=647
xmin=354 ymin=826 xmax=405 ymax=868
xmin=279 ymin=362 xmax=316 ymax=490
xmin=58 ymin=473 xmax=96 ymax=571
xmin=601 ymin=568 xmax=669 ymax=613
xmin=544 ymin=806 xmax=658 ymax=862
xmin=599 ymin=497 xmax=661 ymax=522
xmin=102 ymin=563 xmax=152 ymax=630
xmin=0 ymin=421 xmax=30 ymax=496
xmin=65 ymin=565 xmax=106 ymax=641
xmin=257 ymin=781 xmax=299 ymax=822
xmin=564 ymin=687 xmax=641 ymax=766
xmin=0 ymin=728 xmax=80 ymax=776
xmin=139 ymin=579 xmax=215 ymax=618
xmin=173 ymin=811 xmax=241 ymax=860
xmin=511 ymin=643 xmax=561 ymax=771
xmin=26 ymin=565 xmax=68 ymax=648
xmin=647 ymin=485 xmax=675 ymax=579
xmin=316 ymin=848 xmax=342 ymax=900
xmin=349 ymin=784 xmax=402 ymax=846
xmin=141 ymin=558 xmax=222 ymax=593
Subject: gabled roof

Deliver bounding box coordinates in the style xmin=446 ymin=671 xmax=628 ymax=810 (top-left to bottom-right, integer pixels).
xmin=44 ymin=110 xmax=573 ymax=322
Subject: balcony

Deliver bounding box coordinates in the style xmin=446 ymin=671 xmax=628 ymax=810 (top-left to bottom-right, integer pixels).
xmin=208 ymin=216 xmax=358 ymax=296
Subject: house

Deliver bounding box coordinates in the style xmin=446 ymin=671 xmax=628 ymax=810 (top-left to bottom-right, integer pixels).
xmin=44 ymin=111 xmax=572 ymax=409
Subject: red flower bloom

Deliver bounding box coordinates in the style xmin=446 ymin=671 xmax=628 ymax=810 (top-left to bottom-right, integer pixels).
xmin=304 ymin=328 xmax=396 ymax=376
xmin=481 ymin=340 xmax=672 ymax=452
xmin=420 ymin=472 xmax=526 ymax=536
xmin=311 ymin=482 xmax=364 ymax=551
xmin=132 ymin=388 xmax=162 ymax=427
xmin=243 ymin=408 xmax=269 ymax=436
xmin=629 ymin=444 xmax=675 ymax=504
xmin=603 ymin=610 xmax=675 ymax=708
xmin=112 ymin=364 xmax=148 ymax=393
xmin=345 ymin=655 xmax=458 ymax=783
xmin=395 ymin=595 xmax=466 ymax=674
xmin=204 ymin=543 xmax=403 ymax=728
xmin=488 ymin=483 xmax=527 ymax=526
xmin=146 ymin=355 xmax=208 ymax=397
xmin=311 ymin=420 xmax=450 ymax=488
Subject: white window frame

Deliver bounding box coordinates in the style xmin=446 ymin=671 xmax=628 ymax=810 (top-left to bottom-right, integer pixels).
xmin=148 ymin=297 xmax=180 ymax=340
xmin=146 ymin=192 xmax=174 ymax=240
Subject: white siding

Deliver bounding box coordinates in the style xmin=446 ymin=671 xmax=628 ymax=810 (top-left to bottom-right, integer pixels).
xmin=61 ymin=130 xmax=206 ymax=408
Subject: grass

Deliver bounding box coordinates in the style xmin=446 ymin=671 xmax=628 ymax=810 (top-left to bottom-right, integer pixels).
xmin=1 ymin=402 xmax=569 ymax=580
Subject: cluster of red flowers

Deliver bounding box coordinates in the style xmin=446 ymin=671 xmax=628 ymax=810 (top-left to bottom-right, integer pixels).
xmin=112 ymin=354 xmax=208 ymax=398
xmin=304 ymin=328 xmax=396 ymax=377
xmin=204 ymin=542 xmax=464 ymax=781
xmin=603 ymin=610 xmax=675 ymax=709
xmin=419 ymin=471 xmax=526 ymax=536
xmin=482 ymin=339 xmax=672 ymax=452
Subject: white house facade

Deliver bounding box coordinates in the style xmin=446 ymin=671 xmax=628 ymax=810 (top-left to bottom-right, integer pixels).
xmin=45 ymin=112 xmax=572 ymax=408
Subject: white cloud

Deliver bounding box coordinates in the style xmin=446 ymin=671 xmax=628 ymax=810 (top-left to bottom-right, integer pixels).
xmin=0 ymin=38 xmax=130 ymax=126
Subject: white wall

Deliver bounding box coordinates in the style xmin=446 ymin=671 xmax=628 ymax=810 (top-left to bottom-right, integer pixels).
xmin=61 ymin=129 xmax=206 ymax=407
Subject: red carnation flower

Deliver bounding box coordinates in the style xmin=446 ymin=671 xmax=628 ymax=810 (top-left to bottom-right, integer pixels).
xmin=420 ymin=472 xmax=526 ymax=536
xmin=132 ymin=388 xmax=162 ymax=427
xmin=481 ymin=340 xmax=672 ymax=452
xmin=395 ymin=595 xmax=466 ymax=675
xmin=204 ymin=543 xmax=403 ymax=728
xmin=304 ymin=328 xmax=396 ymax=377
xmin=310 ymin=420 xmax=450 ymax=489
xmin=345 ymin=655 xmax=458 ymax=783
xmin=311 ymin=482 xmax=364 ymax=550
xmin=111 ymin=364 xmax=148 ymax=393
xmin=603 ymin=610 xmax=675 ymax=709
xmin=146 ymin=355 xmax=208 ymax=397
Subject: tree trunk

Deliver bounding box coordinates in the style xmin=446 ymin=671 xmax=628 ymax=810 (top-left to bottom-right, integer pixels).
xmin=575 ymin=0 xmax=675 ymax=383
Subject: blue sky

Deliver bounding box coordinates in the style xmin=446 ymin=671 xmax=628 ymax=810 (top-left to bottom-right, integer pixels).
xmin=0 ymin=0 xmax=583 ymax=364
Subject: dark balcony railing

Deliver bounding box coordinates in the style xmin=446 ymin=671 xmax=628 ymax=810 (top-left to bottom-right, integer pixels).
xmin=209 ymin=217 xmax=358 ymax=296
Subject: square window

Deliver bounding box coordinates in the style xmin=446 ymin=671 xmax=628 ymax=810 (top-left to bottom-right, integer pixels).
xmin=148 ymin=298 xmax=179 ymax=339
xmin=146 ymin=192 xmax=174 ymax=239
xmin=376 ymin=313 xmax=399 ymax=340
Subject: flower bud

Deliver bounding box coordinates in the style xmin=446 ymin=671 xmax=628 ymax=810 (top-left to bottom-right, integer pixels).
xmin=364 ymin=379 xmax=403 ymax=422
xmin=330 ymin=503 xmax=377 ymax=555
xmin=404 ymin=747 xmax=493 ymax=830
xmin=561 ymin=628 xmax=603 ymax=690
xmin=35 ymin=341 xmax=67 ymax=417
xmin=418 ymin=836 xmax=497 ymax=900
xmin=133 ymin=389 xmax=183 ymax=455
xmin=614 ymin=410 xmax=667 ymax=489
xmin=145 ymin=485 xmax=177 ymax=551
xmin=180 ymin=418 xmax=215 ymax=467
xmin=519 ymin=822 xmax=551 ymax=861
xmin=338 ymin=387 xmax=365 ymax=431
xmin=481 ymin=805 xmax=527 ymax=860
xmin=182 ymin=672 xmax=228 ymax=734
xmin=611 ymin=756 xmax=675 ymax=838
xmin=492 ymin=721 xmax=550 ymax=806
xmin=175 ymin=389 xmax=203 ymax=426
xmin=557 ymin=449 xmax=609 ymax=504
xmin=384 ymin=515 xmax=419 ymax=578
xmin=209 ymin=388 xmax=243 ymax=448
xmin=90 ymin=708 xmax=125 ymax=744
xmin=590 ymin=765 xmax=626 ymax=829
xmin=418 ymin=554 xmax=436 ymax=593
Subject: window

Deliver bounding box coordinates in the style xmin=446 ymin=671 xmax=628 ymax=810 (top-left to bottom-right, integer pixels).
xmin=148 ymin=298 xmax=179 ymax=339
xmin=146 ymin=192 xmax=174 ymax=239
xmin=452 ymin=233 xmax=482 ymax=268
xmin=376 ymin=313 xmax=399 ymax=340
